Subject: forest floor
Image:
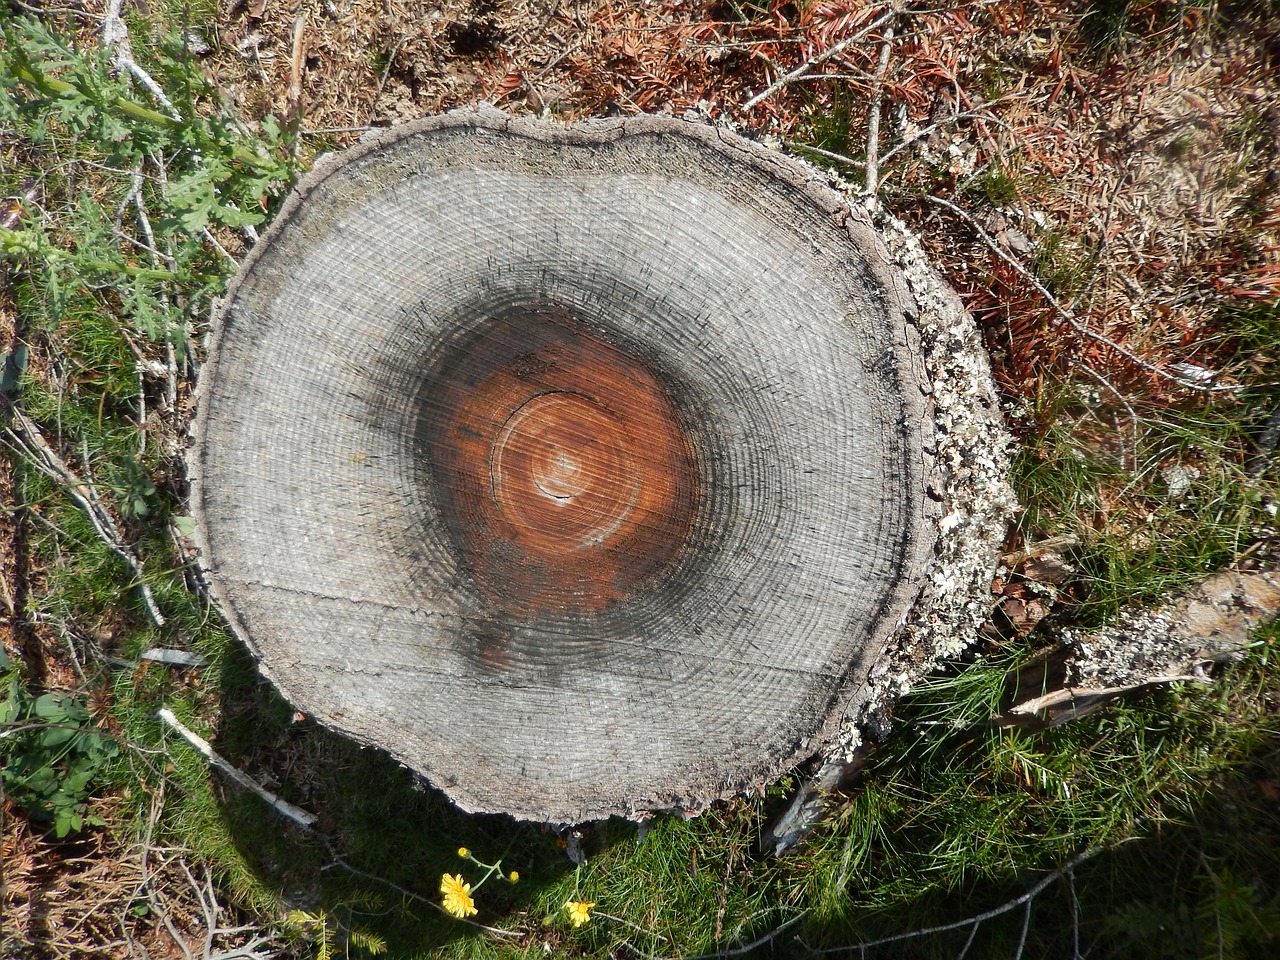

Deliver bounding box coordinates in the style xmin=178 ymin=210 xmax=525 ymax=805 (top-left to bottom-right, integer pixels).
xmin=3 ymin=1 xmax=1280 ymax=958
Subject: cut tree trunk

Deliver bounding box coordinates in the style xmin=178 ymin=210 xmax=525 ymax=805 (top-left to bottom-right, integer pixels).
xmin=189 ymin=107 xmax=1010 ymax=823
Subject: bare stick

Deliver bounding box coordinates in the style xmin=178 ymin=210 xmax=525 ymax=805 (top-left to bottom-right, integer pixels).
xmin=797 ymin=100 xmax=1018 ymax=174
xmin=675 ymin=913 xmax=806 ymax=960
xmin=1078 ymin=362 xmax=1141 ymax=475
xmin=742 ymin=7 xmax=897 ymax=111
xmin=878 ymin=94 xmax=1024 ymax=168
xmin=794 ymin=143 xmax=864 ymax=168
xmin=373 ymin=35 xmax=409 ymax=107
xmin=1068 ymin=864 xmax=1083 ymax=960
xmin=864 ymin=15 xmax=896 ymax=197
xmin=1012 ymin=899 xmax=1032 ymax=960
xmin=102 ymin=0 xmax=181 ymax=119
xmin=804 ymin=848 xmax=1099 ymax=954
xmin=101 ymin=0 xmax=128 ymax=46
xmin=131 ymin=170 xmax=180 ymax=423
xmin=179 ymin=861 xmax=278 ymax=960
xmin=3 ymin=407 xmax=166 ymax=626
xmin=137 ymin=792 xmax=197 ymax=960
xmin=156 ymin=707 xmax=318 ymax=829
xmin=287 ymin=13 xmax=307 ymax=112
xmin=201 ymin=227 xmax=238 ymax=266
xmin=925 ymin=194 xmax=1239 ymax=394
xmin=301 ymin=125 xmax=378 ymax=136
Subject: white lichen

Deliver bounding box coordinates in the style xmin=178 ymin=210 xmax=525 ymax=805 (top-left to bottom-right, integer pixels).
xmin=834 ymin=197 xmax=1017 ymax=760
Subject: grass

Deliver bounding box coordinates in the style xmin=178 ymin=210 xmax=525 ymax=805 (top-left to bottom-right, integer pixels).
xmin=1011 ymin=383 xmax=1277 ymax=619
xmin=2 ymin=3 xmax=1279 ymax=959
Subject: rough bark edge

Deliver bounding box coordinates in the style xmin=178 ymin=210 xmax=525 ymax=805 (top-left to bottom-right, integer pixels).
xmin=753 ymin=161 xmax=1017 ymax=851
xmin=998 ymin=568 xmax=1280 ymax=729
xmin=850 ymin=204 xmax=1018 ymax=738
xmin=708 ymin=117 xmax=1016 ymax=744
xmin=189 ymin=106 xmax=966 ymax=822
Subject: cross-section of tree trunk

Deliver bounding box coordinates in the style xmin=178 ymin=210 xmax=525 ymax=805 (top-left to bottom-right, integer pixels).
xmin=189 ymin=107 xmax=990 ymax=823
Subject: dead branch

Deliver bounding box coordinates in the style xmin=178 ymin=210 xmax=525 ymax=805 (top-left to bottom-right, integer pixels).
xmin=772 ymin=566 xmax=1280 ymax=850
xmin=802 ymin=848 xmax=1099 ymax=955
xmin=925 ymin=194 xmax=1242 ymax=395
xmin=286 ymin=12 xmax=307 ymax=113
xmin=180 ymin=862 xmax=278 ymax=960
xmin=877 ymin=94 xmax=1024 ymax=168
xmin=761 ymin=747 xmax=873 ymax=856
xmin=155 ymin=707 xmax=318 ymax=829
xmin=863 ymin=15 xmax=896 ymax=197
xmin=102 ymin=0 xmax=181 ymax=119
xmin=741 ymin=7 xmax=897 ymax=112
xmin=1077 ymin=361 xmax=1140 ymax=474
xmin=2 ymin=406 xmax=166 ymax=626
xmin=997 ymin=568 xmax=1280 ymax=729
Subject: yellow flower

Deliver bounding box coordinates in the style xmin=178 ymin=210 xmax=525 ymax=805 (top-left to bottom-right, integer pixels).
xmin=440 ymin=874 xmax=477 ymax=919
xmin=566 ymin=900 xmax=596 ymax=928
xmin=509 ymin=871 xmax=519 ymax=883
xmin=457 ymin=847 xmax=470 ymax=858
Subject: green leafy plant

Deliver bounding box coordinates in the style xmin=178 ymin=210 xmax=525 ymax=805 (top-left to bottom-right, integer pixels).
xmin=0 ymin=15 xmax=301 ymax=358
xmin=1196 ymin=862 xmax=1280 ymax=957
xmin=0 ymin=664 xmax=120 ymax=838
xmin=108 ymin=455 xmax=160 ymax=520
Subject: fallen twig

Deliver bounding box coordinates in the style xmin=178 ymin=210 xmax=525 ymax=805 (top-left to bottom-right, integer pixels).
xmin=741 ymin=7 xmax=897 ymax=112
xmin=156 ymin=707 xmax=318 ymax=829
xmin=2 ymin=405 xmax=166 ymax=626
xmin=675 ymin=913 xmax=805 ymax=960
xmin=128 ymin=172 xmax=180 ymax=426
xmin=925 ymin=194 xmax=1240 ymax=394
xmin=1077 ymin=361 xmax=1140 ymax=475
xmin=863 ymin=14 xmax=896 ymax=197
xmin=102 ymin=0 xmax=181 ymax=120
xmin=997 ymin=569 xmax=1280 ymax=729
xmin=803 ymin=848 xmax=1099 ymax=954
xmin=181 ymin=861 xmax=279 ymax=960
xmin=287 ymin=12 xmax=307 ymax=114
xmin=877 ymin=94 xmax=1024 ymax=168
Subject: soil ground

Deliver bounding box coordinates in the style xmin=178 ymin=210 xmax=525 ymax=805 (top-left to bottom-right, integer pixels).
xmin=3 ymin=0 xmax=1279 ymax=957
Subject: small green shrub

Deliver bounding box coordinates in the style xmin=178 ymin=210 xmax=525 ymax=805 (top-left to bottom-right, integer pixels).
xmin=0 ymin=15 xmax=301 ymax=355
xmin=282 ymin=891 xmax=391 ymax=960
xmin=0 ymin=661 xmax=120 ymax=838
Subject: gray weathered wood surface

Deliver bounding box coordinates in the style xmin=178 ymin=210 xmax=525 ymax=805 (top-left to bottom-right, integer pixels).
xmin=190 ymin=107 xmax=942 ymax=823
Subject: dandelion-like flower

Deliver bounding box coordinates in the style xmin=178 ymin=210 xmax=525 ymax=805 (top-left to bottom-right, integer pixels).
xmin=566 ymin=900 xmax=596 ymax=928
xmin=457 ymin=847 xmax=470 ymax=858
xmin=509 ymin=871 xmax=519 ymax=883
xmin=440 ymin=874 xmax=477 ymax=919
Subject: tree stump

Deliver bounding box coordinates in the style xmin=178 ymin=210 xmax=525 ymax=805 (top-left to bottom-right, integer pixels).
xmin=190 ymin=108 xmax=1004 ymax=823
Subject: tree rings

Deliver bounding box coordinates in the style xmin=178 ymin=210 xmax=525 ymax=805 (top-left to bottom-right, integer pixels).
xmin=190 ymin=108 xmax=939 ymax=823
xmin=422 ymin=309 xmax=699 ymax=618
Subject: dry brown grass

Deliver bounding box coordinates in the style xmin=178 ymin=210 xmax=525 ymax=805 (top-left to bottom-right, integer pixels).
xmin=3 ymin=786 xmax=283 ymax=959
xmin=193 ymin=1 xmax=1280 ymax=408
